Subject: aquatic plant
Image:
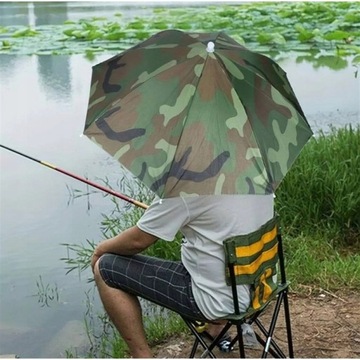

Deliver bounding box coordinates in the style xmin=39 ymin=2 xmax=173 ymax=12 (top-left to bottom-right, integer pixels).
xmin=1 ymin=2 xmax=359 ymax=58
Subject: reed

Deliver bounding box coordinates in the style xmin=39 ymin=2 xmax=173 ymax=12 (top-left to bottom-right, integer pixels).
xmin=276 ymin=125 xmax=360 ymax=246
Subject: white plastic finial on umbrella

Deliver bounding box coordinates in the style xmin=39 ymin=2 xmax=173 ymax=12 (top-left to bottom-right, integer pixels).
xmin=206 ymin=41 xmax=215 ymax=53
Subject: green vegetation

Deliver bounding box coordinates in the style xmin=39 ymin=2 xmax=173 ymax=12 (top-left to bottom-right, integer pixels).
xmin=62 ymin=126 xmax=360 ymax=357
xmin=276 ymin=125 xmax=360 ymax=247
xmin=1 ymin=2 xmax=360 ymax=60
xmin=284 ymin=233 xmax=360 ymax=292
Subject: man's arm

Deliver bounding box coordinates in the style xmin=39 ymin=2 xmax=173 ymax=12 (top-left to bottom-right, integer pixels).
xmin=91 ymin=225 xmax=158 ymax=271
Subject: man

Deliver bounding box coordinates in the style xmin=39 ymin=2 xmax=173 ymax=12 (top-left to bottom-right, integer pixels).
xmin=92 ymin=194 xmax=274 ymax=358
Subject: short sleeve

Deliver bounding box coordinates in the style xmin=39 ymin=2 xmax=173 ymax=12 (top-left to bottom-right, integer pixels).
xmin=137 ymin=197 xmax=189 ymax=241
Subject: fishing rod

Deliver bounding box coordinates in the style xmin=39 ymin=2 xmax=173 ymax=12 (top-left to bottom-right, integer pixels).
xmin=0 ymin=144 xmax=149 ymax=210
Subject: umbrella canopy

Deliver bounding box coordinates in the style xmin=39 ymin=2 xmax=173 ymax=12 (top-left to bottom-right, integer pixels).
xmin=84 ymin=29 xmax=313 ymax=198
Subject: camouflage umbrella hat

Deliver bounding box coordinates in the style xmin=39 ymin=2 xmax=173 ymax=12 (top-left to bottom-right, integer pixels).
xmin=84 ymin=29 xmax=313 ymax=198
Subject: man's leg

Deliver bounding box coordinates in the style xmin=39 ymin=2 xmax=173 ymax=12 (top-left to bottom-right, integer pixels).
xmin=206 ymin=321 xmax=228 ymax=338
xmin=93 ymin=260 xmax=153 ymax=358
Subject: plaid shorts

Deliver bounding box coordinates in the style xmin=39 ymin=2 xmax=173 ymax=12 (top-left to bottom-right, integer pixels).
xmin=98 ymin=253 xmax=208 ymax=321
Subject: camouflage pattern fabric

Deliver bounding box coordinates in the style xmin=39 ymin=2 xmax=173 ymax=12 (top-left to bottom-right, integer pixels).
xmin=84 ymin=29 xmax=313 ymax=198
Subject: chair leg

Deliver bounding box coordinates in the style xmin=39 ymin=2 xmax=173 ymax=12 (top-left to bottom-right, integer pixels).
xmin=184 ymin=318 xmax=237 ymax=358
xmin=262 ymin=293 xmax=284 ymax=358
xmin=237 ymin=323 xmax=246 ymax=358
xmin=183 ymin=319 xmax=217 ymax=358
xmin=254 ymin=331 xmax=281 ymax=358
xmin=200 ymin=322 xmax=233 ymax=358
xmin=190 ymin=338 xmax=199 ymax=358
xmin=253 ymin=292 xmax=292 ymax=359
xmin=282 ymin=290 xmax=294 ymax=358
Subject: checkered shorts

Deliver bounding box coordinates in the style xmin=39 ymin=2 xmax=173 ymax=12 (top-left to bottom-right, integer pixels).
xmin=98 ymin=253 xmax=208 ymax=321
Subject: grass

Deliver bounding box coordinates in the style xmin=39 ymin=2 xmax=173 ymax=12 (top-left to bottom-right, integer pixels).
xmin=109 ymin=313 xmax=187 ymax=358
xmin=284 ymin=233 xmax=360 ymax=292
xmin=276 ymin=125 xmax=360 ymax=247
xmin=61 ymin=125 xmax=360 ymax=357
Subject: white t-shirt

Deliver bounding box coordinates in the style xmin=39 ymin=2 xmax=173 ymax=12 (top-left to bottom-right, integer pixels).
xmin=137 ymin=194 xmax=274 ymax=320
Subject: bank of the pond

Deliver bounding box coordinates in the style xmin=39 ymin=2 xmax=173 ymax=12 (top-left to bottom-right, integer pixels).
xmin=150 ymin=291 xmax=360 ymax=359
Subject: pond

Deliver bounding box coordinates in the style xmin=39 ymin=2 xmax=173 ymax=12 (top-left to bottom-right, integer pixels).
xmin=0 ymin=2 xmax=359 ymax=358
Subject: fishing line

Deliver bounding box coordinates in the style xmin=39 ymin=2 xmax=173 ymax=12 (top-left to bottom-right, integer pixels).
xmin=0 ymin=144 xmax=148 ymax=209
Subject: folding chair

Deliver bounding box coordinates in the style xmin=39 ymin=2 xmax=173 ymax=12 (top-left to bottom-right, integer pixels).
xmin=182 ymin=216 xmax=294 ymax=358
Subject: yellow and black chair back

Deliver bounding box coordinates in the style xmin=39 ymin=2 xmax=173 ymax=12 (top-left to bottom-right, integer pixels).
xmin=183 ymin=216 xmax=294 ymax=358
xmin=224 ymin=215 xmax=279 ymax=312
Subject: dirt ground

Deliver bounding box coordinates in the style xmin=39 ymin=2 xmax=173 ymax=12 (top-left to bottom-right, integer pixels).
xmin=152 ymin=289 xmax=360 ymax=358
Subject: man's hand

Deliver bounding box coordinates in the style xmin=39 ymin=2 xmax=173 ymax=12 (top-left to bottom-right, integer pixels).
xmin=91 ymin=244 xmax=104 ymax=273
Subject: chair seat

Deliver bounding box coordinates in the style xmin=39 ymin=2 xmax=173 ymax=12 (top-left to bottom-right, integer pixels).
xmin=223 ymin=282 xmax=290 ymax=323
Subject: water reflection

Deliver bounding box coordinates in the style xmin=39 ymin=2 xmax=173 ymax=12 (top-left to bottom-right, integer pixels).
xmin=0 ymin=2 xmax=29 ymax=26
xmin=37 ymin=56 xmax=71 ymax=101
xmin=0 ymin=54 xmax=22 ymax=80
xmin=0 ymin=2 xmax=68 ymax=26
xmin=34 ymin=2 xmax=68 ymax=26
xmin=296 ymin=53 xmax=349 ymax=71
xmin=34 ymin=2 xmax=72 ymax=100
xmin=268 ymin=49 xmax=356 ymax=73
xmin=0 ymin=2 xmax=72 ymax=101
